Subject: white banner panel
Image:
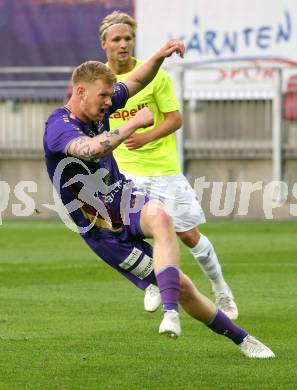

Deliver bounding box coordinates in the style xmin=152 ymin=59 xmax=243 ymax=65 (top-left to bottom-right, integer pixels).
xmin=136 ymin=0 xmax=297 ymax=67
xmin=135 ymin=0 xmax=297 ymax=95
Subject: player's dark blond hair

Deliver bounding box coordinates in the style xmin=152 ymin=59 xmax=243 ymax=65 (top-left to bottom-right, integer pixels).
xmin=99 ymin=10 xmax=137 ymax=41
xmin=72 ymin=61 xmax=116 ymax=85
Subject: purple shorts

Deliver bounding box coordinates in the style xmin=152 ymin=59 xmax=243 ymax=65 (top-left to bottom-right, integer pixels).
xmin=84 ymin=201 xmax=156 ymax=290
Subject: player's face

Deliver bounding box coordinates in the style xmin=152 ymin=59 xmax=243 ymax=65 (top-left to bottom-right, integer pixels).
xmin=80 ymin=79 xmax=114 ymax=122
xmin=102 ymin=24 xmax=134 ymax=66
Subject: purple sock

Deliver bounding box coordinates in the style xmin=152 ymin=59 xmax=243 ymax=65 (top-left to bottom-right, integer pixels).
xmin=207 ymin=309 xmax=248 ymax=345
xmin=156 ymin=266 xmax=180 ymax=312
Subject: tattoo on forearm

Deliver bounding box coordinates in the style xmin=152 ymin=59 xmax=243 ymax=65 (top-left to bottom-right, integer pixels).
xmin=70 ymin=133 xmax=121 ymax=161
xmin=100 ymin=140 xmax=112 ymax=153
xmin=72 ymin=137 xmax=89 ymax=157
xmin=71 ymin=137 xmax=99 ymax=161
xmin=102 ymin=129 xmax=120 ymax=138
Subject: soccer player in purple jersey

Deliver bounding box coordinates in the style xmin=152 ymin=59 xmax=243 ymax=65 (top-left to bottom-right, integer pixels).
xmin=43 ymin=40 xmax=274 ymax=358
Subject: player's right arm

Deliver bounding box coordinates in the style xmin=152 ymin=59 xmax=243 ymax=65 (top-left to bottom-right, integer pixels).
xmin=67 ymin=107 xmax=153 ymax=161
xmin=123 ymin=39 xmax=184 ymax=98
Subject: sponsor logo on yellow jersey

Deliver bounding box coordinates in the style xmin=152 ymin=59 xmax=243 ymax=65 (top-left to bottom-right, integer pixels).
xmin=110 ymin=103 xmax=148 ymax=121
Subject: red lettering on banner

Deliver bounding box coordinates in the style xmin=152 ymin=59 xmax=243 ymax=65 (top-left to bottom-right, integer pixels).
xmin=217 ymin=64 xmax=274 ymax=82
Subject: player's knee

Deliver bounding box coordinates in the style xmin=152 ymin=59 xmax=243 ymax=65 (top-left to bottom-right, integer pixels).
xmin=178 ymin=228 xmax=200 ymax=248
xmin=158 ymin=208 xmax=172 ymax=231
xmin=151 ymin=201 xmax=173 ymax=231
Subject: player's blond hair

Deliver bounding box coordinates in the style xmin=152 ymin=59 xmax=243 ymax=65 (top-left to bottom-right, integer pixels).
xmin=99 ymin=10 xmax=137 ymax=41
xmin=72 ymin=61 xmax=116 ymax=85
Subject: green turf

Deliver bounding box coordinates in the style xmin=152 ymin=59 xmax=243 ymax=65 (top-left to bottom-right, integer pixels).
xmin=0 ymin=220 xmax=296 ymax=389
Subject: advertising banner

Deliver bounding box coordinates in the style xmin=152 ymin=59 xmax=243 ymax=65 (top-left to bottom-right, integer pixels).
xmin=136 ymin=0 xmax=297 ymax=94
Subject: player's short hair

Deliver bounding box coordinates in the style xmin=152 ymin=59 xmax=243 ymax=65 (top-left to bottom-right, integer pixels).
xmin=99 ymin=10 xmax=137 ymax=41
xmin=72 ymin=61 xmax=116 ymax=85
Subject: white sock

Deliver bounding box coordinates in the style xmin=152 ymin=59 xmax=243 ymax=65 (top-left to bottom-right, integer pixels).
xmin=189 ymin=234 xmax=229 ymax=294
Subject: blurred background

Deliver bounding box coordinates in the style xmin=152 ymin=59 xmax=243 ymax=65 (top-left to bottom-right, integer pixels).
xmin=1 ymin=0 xmax=297 ymax=221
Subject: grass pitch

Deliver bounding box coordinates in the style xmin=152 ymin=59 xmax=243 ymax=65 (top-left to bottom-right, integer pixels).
xmin=0 ymin=220 xmax=296 ymax=389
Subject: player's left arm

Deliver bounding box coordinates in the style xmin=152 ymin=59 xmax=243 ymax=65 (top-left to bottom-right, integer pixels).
xmin=123 ymin=39 xmax=184 ymax=98
xmin=124 ymin=111 xmax=182 ymax=150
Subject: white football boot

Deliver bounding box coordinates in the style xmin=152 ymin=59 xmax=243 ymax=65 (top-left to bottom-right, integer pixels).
xmin=159 ymin=310 xmax=181 ymax=339
xmin=144 ymin=284 xmax=162 ymax=312
xmin=215 ymin=289 xmax=239 ymax=320
xmin=239 ymin=335 xmax=275 ymax=358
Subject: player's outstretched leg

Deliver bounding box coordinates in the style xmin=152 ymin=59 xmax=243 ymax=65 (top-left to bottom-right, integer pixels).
xmin=179 ymin=272 xmax=274 ymax=358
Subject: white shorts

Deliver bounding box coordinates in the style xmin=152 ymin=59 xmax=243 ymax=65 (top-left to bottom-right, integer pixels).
xmin=123 ymin=172 xmax=206 ymax=232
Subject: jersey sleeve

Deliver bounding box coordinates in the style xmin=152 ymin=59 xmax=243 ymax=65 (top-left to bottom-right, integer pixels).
xmin=108 ymin=82 xmax=129 ymax=115
xmin=45 ymin=118 xmax=84 ymax=155
xmin=154 ymin=70 xmax=180 ymax=113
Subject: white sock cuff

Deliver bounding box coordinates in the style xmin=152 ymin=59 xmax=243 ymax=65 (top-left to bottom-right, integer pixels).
xmin=190 ymin=234 xmax=212 ymax=256
xmin=190 ymin=234 xmax=224 ymax=284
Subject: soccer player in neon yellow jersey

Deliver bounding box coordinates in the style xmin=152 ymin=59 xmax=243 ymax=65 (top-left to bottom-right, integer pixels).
xmin=99 ymin=11 xmax=238 ymax=319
